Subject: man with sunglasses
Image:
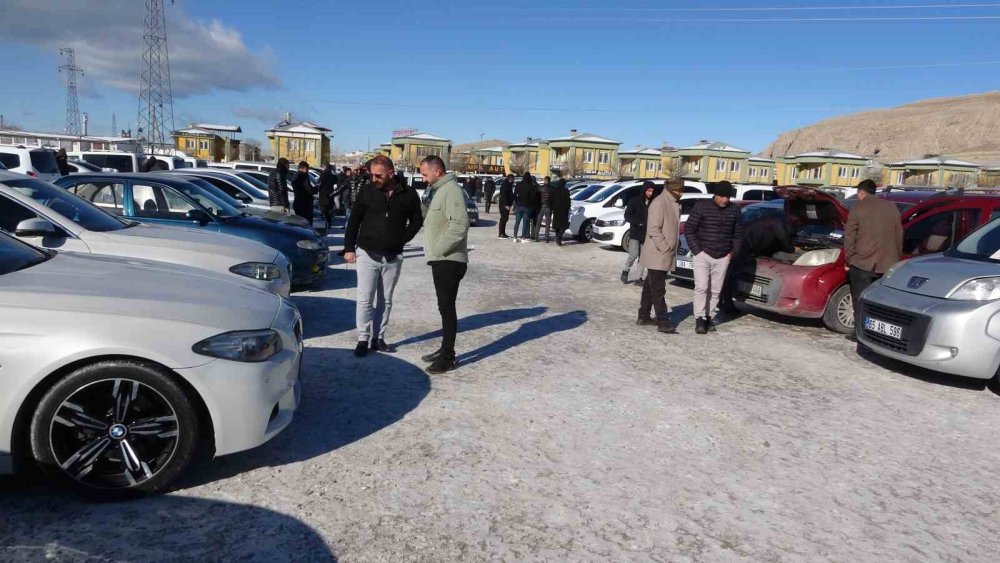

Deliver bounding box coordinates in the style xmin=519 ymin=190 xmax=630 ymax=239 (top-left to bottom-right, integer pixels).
xmin=344 ymin=155 xmax=424 ymax=357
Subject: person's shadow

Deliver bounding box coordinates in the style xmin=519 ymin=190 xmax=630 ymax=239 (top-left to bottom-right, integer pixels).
xmin=0 ymin=492 xmax=336 ymax=561
xmin=458 ymin=310 xmax=588 ymax=366
xmin=392 ymin=307 xmax=548 ymax=349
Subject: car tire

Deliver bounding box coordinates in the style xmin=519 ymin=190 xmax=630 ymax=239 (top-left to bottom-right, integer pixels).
xmin=29 ymin=360 xmax=200 ymax=499
xmin=823 ymin=285 xmax=854 ymax=334
xmin=620 ymin=230 xmax=630 ymax=252
xmin=577 ymin=219 xmax=595 ymax=242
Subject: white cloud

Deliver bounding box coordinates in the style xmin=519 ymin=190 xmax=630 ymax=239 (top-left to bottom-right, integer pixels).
xmin=0 ymin=0 xmax=280 ymax=98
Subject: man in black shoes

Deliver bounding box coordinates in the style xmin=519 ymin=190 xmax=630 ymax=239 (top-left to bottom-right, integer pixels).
xmin=637 ymin=179 xmax=684 ymax=333
xmin=497 ymin=174 xmax=515 ymax=239
xmin=686 ymin=181 xmax=744 ymax=334
xmin=621 ymin=181 xmax=658 ymax=284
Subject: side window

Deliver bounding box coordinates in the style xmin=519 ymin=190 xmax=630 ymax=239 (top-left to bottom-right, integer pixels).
xmin=990 ymin=208 xmax=1000 ymax=224
xmin=743 ymin=190 xmax=763 ymax=201
xmin=131 ymin=184 xmax=196 ymax=220
xmin=904 ymin=211 xmax=961 ymax=255
xmin=610 ymin=187 xmax=639 ymax=208
xmin=0 ymin=194 xmax=40 ymax=232
xmin=68 ymin=182 xmax=125 ymax=215
xmin=0 ymin=153 xmax=20 ymax=169
xmin=204 ymin=177 xmax=241 ymax=198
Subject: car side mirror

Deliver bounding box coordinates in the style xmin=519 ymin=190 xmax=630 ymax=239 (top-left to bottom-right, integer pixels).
xmin=238 ymin=193 xmax=253 ymax=203
xmin=614 ymin=200 xmax=626 ymax=208
xmin=15 ymin=218 xmax=58 ymax=238
xmin=186 ymin=209 xmax=211 ymax=225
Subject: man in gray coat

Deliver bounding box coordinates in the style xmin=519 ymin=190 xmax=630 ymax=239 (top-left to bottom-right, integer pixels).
xmin=638 ymin=179 xmax=685 ymax=333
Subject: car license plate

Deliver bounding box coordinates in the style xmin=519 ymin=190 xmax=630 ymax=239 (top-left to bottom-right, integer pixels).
xmin=676 ymin=259 xmax=693 ymax=270
xmin=865 ymin=317 xmax=903 ymax=340
xmin=738 ymin=281 xmax=764 ymax=297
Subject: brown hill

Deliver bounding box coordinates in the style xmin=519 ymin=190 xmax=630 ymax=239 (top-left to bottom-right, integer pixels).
xmin=763 ymin=91 xmax=1000 ymax=163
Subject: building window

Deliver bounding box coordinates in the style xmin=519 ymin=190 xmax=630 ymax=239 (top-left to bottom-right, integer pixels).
xmin=896 ymin=171 xmax=905 ymax=184
xmin=852 ymin=167 xmax=860 ymax=179
xmin=415 ymin=145 xmax=443 ymax=159
xmin=185 ymin=139 xmax=195 ymax=149
xmin=730 ymin=161 xmax=740 ymax=172
xmin=583 ymin=151 xmax=594 ymax=164
xmin=791 ymin=166 xmax=799 ymax=179
xmin=498 ymin=157 xmax=503 ymax=166
xmin=749 ymin=168 xmax=757 ymax=178
xmin=692 ymin=160 xmax=701 ymax=172
xmin=289 ymin=139 xmax=300 ymax=151
xmin=534 ymin=152 xmax=539 ymax=166
xmin=716 ymin=159 xmax=727 ymax=172
xmin=305 ymin=140 xmax=316 ymax=154
xmin=761 ymin=168 xmax=769 ymax=178
xmin=811 ymin=167 xmax=822 ymax=180
xmin=199 ymin=140 xmax=209 ymax=150
xmin=599 ymin=151 xmax=610 ymax=164
xmin=645 ymin=160 xmax=655 ymax=172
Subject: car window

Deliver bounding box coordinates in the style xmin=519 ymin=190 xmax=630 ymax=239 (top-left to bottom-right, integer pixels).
xmin=132 ymin=183 xmax=197 ymax=220
xmin=743 ymin=189 xmax=774 ymax=201
xmin=64 ymin=181 xmax=126 ymax=216
xmin=991 ymin=209 xmax=1000 ymax=224
xmin=7 ymin=178 xmax=126 ymax=232
xmin=572 ymin=185 xmax=602 ymax=201
xmin=681 ymin=199 xmax=702 ymax=216
xmin=235 ymin=164 xmax=255 ymax=170
xmin=105 ymin=155 xmax=134 ymax=172
xmin=609 ymin=186 xmax=640 ymax=208
xmin=0 ymin=232 xmax=51 ymax=274
xmin=0 ymin=153 xmax=20 ymax=169
xmin=200 ymin=176 xmax=242 ymax=198
xmin=0 ymin=194 xmax=41 ymax=233
xmin=952 ymin=216 xmax=1000 ymax=261
xmin=903 ymin=210 xmax=978 ymax=256
xmin=585 ymin=185 xmax=621 ymax=203
xmin=683 ymin=186 xmax=702 ymax=194
xmin=30 ymin=150 xmax=59 ymax=173
xmin=741 ymin=205 xmax=784 ymax=224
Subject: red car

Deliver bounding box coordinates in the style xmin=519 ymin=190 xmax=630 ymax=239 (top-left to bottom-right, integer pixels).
xmin=733 ymin=187 xmax=1000 ymax=333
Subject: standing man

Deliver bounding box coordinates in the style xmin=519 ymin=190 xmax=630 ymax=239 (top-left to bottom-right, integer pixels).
xmin=267 ymin=158 xmax=291 ymax=214
xmin=483 ymin=176 xmax=497 ymax=214
xmin=343 ymin=155 xmax=424 ymax=357
xmin=419 ymin=155 xmax=471 ymax=374
xmin=55 ymin=148 xmax=71 ymax=176
xmin=532 ymin=176 xmax=554 ymax=242
xmin=845 ymin=179 xmax=902 ymax=340
xmin=621 ymin=181 xmax=658 ymax=284
xmin=638 ymin=179 xmax=684 ymax=333
xmin=318 ymin=164 xmax=337 ymax=233
xmin=291 ymin=161 xmax=315 ymax=226
xmin=513 ymin=172 xmax=536 ymax=243
xmin=550 ymin=178 xmax=572 ymax=246
xmin=497 ymin=174 xmax=515 ymax=238
xmin=685 ymin=181 xmax=744 ymax=334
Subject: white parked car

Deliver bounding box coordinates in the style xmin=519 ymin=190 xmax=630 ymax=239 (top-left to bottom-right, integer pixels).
xmin=0 ymin=231 xmax=303 ymax=497
xmin=569 ymin=180 xmax=660 ymax=242
xmin=0 ymin=172 xmax=292 ymax=296
xmin=0 ymin=145 xmax=60 ymax=181
xmin=591 ymin=208 xmax=630 ymax=250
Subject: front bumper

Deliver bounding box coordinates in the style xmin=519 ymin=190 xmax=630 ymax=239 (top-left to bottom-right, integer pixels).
xmin=858 ymin=283 xmax=1000 ymax=380
xmin=732 ymin=258 xmax=845 ymax=319
xmin=290 ymin=246 xmax=329 ymax=286
xmin=592 ymin=224 xmax=626 ymax=247
xmin=177 ymin=303 xmax=304 ymax=456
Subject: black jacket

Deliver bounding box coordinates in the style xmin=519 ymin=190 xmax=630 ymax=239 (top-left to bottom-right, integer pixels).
xmin=550 ymin=180 xmax=572 ymax=231
xmin=535 ymin=183 xmax=552 ymax=209
xmin=267 ymin=169 xmax=290 ymax=207
xmin=515 ymin=180 xmax=537 ymax=208
xmin=685 ymin=200 xmax=745 ymax=259
xmin=344 ymin=181 xmax=424 ymax=256
xmin=318 ymin=168 xmax=336 ymax=209
xmin=623 ymin=194 xmax=653 ymax=242
xmin=484 ymin=179 xmax=496 ymax=196
xmin=498 ymin=180 xmax=515 ymax=208
xmin=744 ymin=215 xmax=795 ymax=257
xmin=292 ymin=173 xmax=314 ymax=219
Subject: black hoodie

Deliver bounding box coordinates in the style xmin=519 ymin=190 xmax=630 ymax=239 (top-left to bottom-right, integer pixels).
xmin=623 ymin=184 xmax=663 ymax=242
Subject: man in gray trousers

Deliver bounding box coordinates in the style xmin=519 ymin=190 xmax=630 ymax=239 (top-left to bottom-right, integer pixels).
xmin=344 ymin=155 xmax=424 ymax=357
xmin=684 ymin=181 xmax=744 ymax=334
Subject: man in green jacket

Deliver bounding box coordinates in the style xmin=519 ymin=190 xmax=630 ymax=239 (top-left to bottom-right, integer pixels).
xmin=418 ymin=155 xmax=470 ymax=374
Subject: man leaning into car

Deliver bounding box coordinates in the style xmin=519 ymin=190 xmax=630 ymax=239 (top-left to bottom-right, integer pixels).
xmin=344 ymin=155 xmax=424 ymax=357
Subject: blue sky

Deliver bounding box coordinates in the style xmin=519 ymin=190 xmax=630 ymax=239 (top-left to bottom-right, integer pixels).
xmin=2 ymin=0 xmax=999 ymax=154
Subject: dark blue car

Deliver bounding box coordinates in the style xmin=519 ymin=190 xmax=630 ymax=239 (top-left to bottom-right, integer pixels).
xmin=55 ymin=173 xmax=328 ymax=286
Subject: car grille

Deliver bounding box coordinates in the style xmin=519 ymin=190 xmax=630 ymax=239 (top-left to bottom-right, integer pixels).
xmin=859 ymin=301 xmax=930 ymax=357
xmin=736 ymin=274 xmax=772 ymax=304
xmin=595 ymin=219 xmax=616 ymax=227
xmin=593 ymin=232 xmax=613 ymax=241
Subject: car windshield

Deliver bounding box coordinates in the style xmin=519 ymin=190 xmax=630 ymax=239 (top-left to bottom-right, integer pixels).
xmin=949 ymin=217 xmax=1000 ymax=263
xmin=0 ymin=232 xmax=51 ymax=275
xmin=235 ymin=173 xmax=271 ymax=197
xmin=30 ymin=150 xmax=60 ymax=174
xmin=584 ymin=185 xmax=621 ymax=203
xmin=174 ymin=182 xmax=243 ymax=218
xmin=572 ymin=185 xmax=602 ymax=201
xmin=680 ymin=199 xmax=706 ymax=216
xmin=5 ymin=178 xmax=128 ymax=232
xmin=741 ymin=204 xmax=785 ymax=224
xmin=182 ymin=178 xmax=248 ymax=210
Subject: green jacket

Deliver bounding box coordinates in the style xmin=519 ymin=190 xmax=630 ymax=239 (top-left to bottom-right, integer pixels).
xmin=424 ymin=172 xmax=470 ymax=263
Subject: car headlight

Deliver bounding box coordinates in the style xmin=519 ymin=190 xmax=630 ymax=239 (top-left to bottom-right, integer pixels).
xmin=297 ymin=239 xmax=323 ymax=250
xmin=948 ymin=277 xmax=1000 ymax=301
xmin=607 ymin=219 xmax=625 ymax=227
xmin=193 ymin=329 xmax=282 ymax=362
xmin=792 ymin=249 xmax=841 ymax=267
xmin=229 ymin=262 xmax=282 ymax=281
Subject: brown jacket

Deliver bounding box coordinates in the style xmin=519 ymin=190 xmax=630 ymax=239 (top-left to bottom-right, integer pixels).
xmin=640 ymin=192 xmax=681 ymax=271
xmin=845 ymin=196 xmax=903 ymax=273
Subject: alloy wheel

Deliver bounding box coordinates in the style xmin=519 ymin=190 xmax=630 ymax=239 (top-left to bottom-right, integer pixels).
xmin=837 ymin=293 xmax=855 ymax=330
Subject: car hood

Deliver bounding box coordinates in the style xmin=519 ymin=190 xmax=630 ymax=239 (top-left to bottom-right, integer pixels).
xmin=225 ymin=214 xmax=317 ymax=239
xmin=0 ymin=252 xmax=279 ymax=329
xmin=597 ymin=209 xmax=625 ymax=222
xmin=242 ymin=208 xmax=312 ymax=228
xmin=882 ymin=254 xmax=1000 ymax=299
xmin=776 ymin=187 xmax=848 ymax=231
xmin=89 ymin=223 xmax=280 ymax=266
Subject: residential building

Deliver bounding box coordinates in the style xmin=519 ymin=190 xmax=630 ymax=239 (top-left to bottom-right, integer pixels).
xmin=979 ymin=165 xmax=1000 ymax=188
xmin=265 ymin=114 xmax=332 ymax=167
xmin=172 ymin=124 xmax=242 ymax=162
xmin=746 ymin=156 xmax=775 ymax=184
xmin=504 ymin=138 xmax=548 ymax=177
xmin=469 ymin=146 xmax=505 ymax=174
xmin=884 ymin=155 xmax=980 ymax=188
xmin=0 ymin=129 xmax=141 ymax=153
xmin=388 ymin=132 xmax=452 ymax=171
xmin=546 ymin=130 xmax=621 ymax=179
xmin=618 ymin=146 xmax=663 ymax=179
xmin=671 ymin=141 xmax=750 ymax=183
xmin=775 ymin=149 xmax=869 ymax=187
xmin=378 ymin=143 xmax=391 ymax=158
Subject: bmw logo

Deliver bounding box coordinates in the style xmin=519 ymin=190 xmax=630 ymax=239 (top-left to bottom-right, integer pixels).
xmin=109 ymin=424 xmax=128 ymax=440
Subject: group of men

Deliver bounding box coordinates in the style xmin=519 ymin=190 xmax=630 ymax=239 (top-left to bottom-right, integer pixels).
xmin=492 ymin=173 xmax=573 ymax=245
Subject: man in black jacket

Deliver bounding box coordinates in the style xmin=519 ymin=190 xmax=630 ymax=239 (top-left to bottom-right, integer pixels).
xmin=513 ymin=172 xmax=536 ymax=242
xmin=685 ymin=181 xmax=745 ymax=334
xmin=267 ymin=158 xmax=290 ymax=213
xmin=318 ymin=164 xmax=337 ymax=233
xmin=344 ymin=155 xmax=424 ymax=357
xmin=483 ymin=177 xmax=496 ymax=214
xmin=497 ymin=174 xmax=515 ymax=239
xmin=532 ymin=176 xmax=554 ymax=242
xmin=621 ymin=181 xmax=658 ymax=283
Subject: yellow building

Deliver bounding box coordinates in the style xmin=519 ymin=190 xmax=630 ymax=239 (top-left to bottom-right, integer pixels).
xmin=884 ymin=155 xmax=980 ymax=188
xmin=378 ymin=143 xmax=391 ymax=158
xmin=979 ymin=166 xmax=1000 ymax=188
xmin=504 ymin=138 xmax=548 ymax=177
xmin=172 ymin=124 xmax=242 ymax=162
xmin=673 ymin=141 xmax=750 ymax=183
xmin=775 ymin=149 xmax=869 ymax=187
xmin=469 ymin=146 xmax=505 ymax=174
xmin=547 ymin=130 xmax=621 ymax=179
xmin=388 ymin=132 xmax=452 ymax=171
xmin=746 ymin=156 xmax=775 ymax=184
xmin=618 ymin=146 xmax=663 ymax=179
xmin=265 ymin=116 xmax=332 ymax=167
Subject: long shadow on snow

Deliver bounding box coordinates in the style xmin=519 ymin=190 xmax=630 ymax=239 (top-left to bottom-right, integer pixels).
xmin=392 ymin=306 xmax=548 ymax=349
xmin=458 ymin=310 xmax=588 ymax=366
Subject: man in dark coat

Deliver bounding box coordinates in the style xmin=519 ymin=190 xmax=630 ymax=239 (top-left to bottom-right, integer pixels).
xmin=483 ymin=177 xmax=497 ymax=213
xmin=497 ymin=174 xmax=515 ymax=239
xmin=56 ymin=148 xmax=71 ymax=176
xmin=267 ymin=158 xmax=291 ymax=213
xmin=621 ymin=181 xmax=659 ymax=283
xmin=513 ymin=172 xmax=537 ymax=242
xmin=318 ymin=164 xmax=337 ymax=233
xmin=549 ymin=178 xmax=572 ymax=246
xmin=291 ymin=161 xmax=315 ymax=226
xmin=685 ymin=181 xmax=744 ymax=334
xmin=532 ymin=176 xmax=554 ymax=242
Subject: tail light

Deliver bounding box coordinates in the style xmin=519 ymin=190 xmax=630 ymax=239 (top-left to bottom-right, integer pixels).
xmin=27 ymin=171 xmax=37 ymax=177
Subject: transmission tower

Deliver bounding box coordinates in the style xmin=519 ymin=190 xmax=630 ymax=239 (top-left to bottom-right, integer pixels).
xmin=137 ymin=0 xmax=175 ymax=153
xmin=111 ymin=112 xmax=117 ymax=137
xmin=59 ymin=48 xmax=84 ymax=136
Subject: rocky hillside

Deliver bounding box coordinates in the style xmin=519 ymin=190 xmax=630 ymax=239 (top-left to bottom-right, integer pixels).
xmin=763 ymin=91 xmax=1000 ymax=163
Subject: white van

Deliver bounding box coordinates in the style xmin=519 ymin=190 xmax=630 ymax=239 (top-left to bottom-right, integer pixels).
xmin=0 ymin=145 xmax=60 ymax=181
xmin=68 ymin=151 xmax=141 ymax=173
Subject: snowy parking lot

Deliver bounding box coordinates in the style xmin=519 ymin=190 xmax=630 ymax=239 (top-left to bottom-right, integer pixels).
xmin=4 ymin=210 xmax=1000 ymax=561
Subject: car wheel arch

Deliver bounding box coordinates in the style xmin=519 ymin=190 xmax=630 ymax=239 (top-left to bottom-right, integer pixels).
xmin=10 ymin=354 xmax=215 ymax=474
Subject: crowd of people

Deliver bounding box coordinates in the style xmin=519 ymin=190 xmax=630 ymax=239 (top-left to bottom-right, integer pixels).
xmin=490 ymin=173 xmax=572 ymax=245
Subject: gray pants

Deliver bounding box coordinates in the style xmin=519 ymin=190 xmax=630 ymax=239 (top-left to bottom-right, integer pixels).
xmin=533 ymin=207 xmax=553 ymax=240
xmin=356 ymin=251 xmax=403 ymax=342
xmin=623 ymin=238 xmax=642 ymax=273
xmin=270 ymin=205 xmax=285 ymax=213
xmin=693 ymin=253 xmax=731 ymax=318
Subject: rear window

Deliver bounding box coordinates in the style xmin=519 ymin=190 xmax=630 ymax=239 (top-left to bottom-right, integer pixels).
xmin=30 ymin=150 xmax=59 ymax=173
xmin=0 ymin=153 xmax=20 ymax=169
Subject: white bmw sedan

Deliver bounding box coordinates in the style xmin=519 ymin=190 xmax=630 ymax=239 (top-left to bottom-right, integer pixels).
xmin=0 ymin=233 xmax=302 ymax=497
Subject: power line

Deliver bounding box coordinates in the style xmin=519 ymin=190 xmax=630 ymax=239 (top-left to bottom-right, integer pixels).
xmin=536 ymin=2 xmax=1000 ymax=12
xmin=639 ymin=15 xmax=1000 ymax=22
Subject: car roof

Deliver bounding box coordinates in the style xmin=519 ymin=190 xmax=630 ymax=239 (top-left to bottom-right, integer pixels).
xmin=59 ymin=172 xmax=200 ymax=188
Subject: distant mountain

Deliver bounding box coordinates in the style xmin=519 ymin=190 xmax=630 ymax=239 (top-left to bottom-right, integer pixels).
xmin=453 ymin=139 xmax=509 ymax=153
xmin=763 ymin=91 xmax=1000 ymax=163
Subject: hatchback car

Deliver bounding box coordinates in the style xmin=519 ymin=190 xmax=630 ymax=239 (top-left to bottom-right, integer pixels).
xmin=570 ymin=180 xmax=662 ymax=242
xmin=0 ymin=145 xmax=60 ymax=181
xmin=0 ymin=173 xmax=292 ymax=295
xmin=858 ymin=218 xmax=1000 ymax=382
xmin=55 ymin=173 xmax=328 ymax=286
xmin=0 ymin=232 xmax=302 ymax=497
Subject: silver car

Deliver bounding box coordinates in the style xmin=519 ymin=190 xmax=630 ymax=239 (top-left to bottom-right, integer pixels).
xmin=0 ymin=172 xmax=292 ymax=296
xmin=0 ymin=232 xmax=302 ymax=497
xmin=858 ymin=217 xmax=1000 ymax=380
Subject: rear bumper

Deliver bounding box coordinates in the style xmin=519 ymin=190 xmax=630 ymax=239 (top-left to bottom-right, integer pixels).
xmin=733 ymin=258 xmax=845 ymax=318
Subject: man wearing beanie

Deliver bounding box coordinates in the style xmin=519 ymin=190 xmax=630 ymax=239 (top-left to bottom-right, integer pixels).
xmin=685 ymin=181 xmax=744 ymax=334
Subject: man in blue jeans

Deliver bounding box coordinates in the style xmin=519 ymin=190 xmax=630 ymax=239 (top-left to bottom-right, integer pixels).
xmin=512 ymin=172 xmax=537 ymax=243
xmin=344 ymin=155 xmax=424 ymax=357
